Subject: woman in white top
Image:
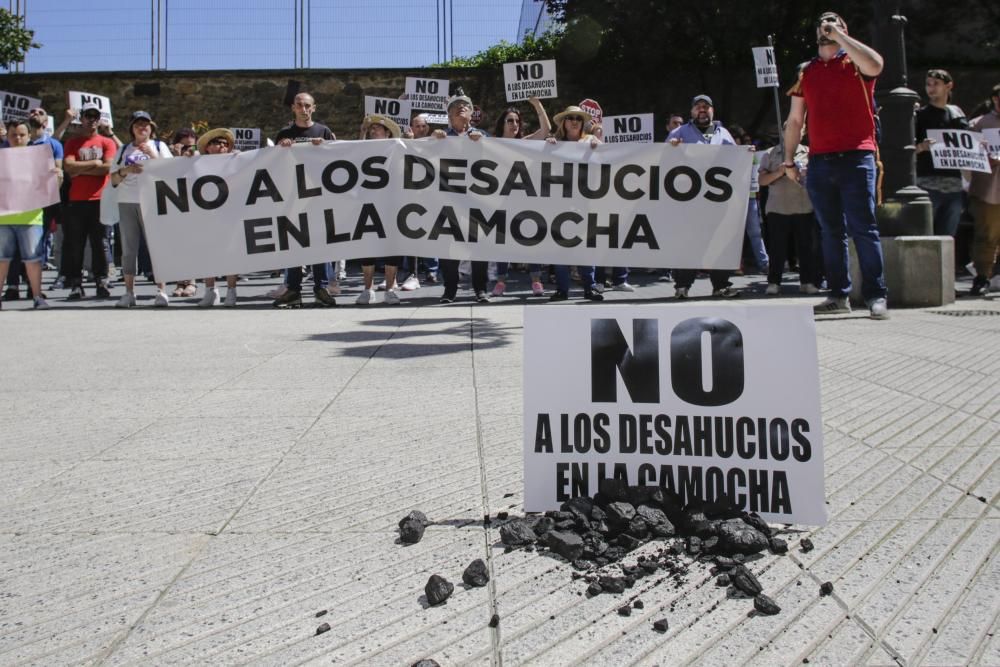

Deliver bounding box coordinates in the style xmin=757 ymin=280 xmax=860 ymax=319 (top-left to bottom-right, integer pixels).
xmin=108 ymin=111 xmax=172 ymax=307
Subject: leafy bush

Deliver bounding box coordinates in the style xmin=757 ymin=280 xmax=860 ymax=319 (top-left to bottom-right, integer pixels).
xmin=432 ymin=30 xmax=562 ymax=68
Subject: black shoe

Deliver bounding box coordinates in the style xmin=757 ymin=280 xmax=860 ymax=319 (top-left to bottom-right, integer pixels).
xmin=313 ymin=288 xmax=337 ymax=307
xmin=95 ymin=284 xmax=112 ymax=298
xmin=549 ymin=291 xmax=569 ymax=302
xmin=66 ymin=286 xmax=85 ymax=301
xmin=3 ymin=287 xmax=19 ymax=301
xmin=439 ymin=290 xmax=457 ymax=304
xmin=584 ymin=290 xmax=604 ymax=302
xmin=272 ymin=289 xmax=302 ymax=308
xmin=970 ymin=275 xmax=989 ymax=296
xmin=475 ymin=290 xmax=491 ymax=303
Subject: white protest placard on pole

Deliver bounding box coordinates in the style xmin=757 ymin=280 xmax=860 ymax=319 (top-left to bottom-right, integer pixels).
xmin=405 ymin=77 xmax=450 ymax=112
xmin=983 ymin=128 xmax=1000 ymax=158
xmin=364 ymin=96 xmax=413 ymax=131
xmin=0 ymin=91 xmax=42 ymax=123
xmin=604 ymin=114 xmax=654 ymax=144
xmin=752 ymin=47 xmax=779 ymax=88
xmin=523 ymin=304 xmax=827 ymax=525
xmin=927 ymin=129 xmax=991 ymax=173
xmin=67 ymin=90 xmax=114 ymax=127
xmin=502 ymin=59 xmax=558 ymax=102
xmin=230 ymin=128 xmax=261 ymax=152
xmin=137 ymin=140 xmax=752 ymax=283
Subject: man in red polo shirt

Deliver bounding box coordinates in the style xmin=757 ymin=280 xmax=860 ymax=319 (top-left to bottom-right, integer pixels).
xmin=62 ymin=102 xmax=118 ymax=300
xmin=782 ymin=12 xmax=888 ymax=320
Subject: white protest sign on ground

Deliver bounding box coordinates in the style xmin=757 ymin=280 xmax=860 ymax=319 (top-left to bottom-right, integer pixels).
xmin=230 ymin=128 xmax=261 ymax=152
xmin=523 ymin=304 xmax=826 ymax=525
xmin=137 ymin=140 xmax=752 ymax=283
xmin=604 ymin=114 xmax=654 ymax=144
xmin=364 ymin=96 xmax=413 ymax=131
xmin=0 ymin=145 xmax=61 ymax=215
xmin=927 ymin=129 xmax=991 ymax=173
xmin=580 ymin=98 xmax=603 ymax=125
xmin=405 ymin=77 xmax=449 ymax=112
xmin=67 ymin=90 xmax=113 ymax=127
xmin=1 ymin=91 xmax=42 ymax=123
xmin=752 ymin=47 xmax=779 ymax=87
xmin=983 ymin=128 xmax=1000 ymax=157
xmin=502 ymin=59 xmax=558 ymax=102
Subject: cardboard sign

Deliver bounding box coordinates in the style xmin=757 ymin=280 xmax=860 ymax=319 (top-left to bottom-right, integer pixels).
xmin=138 ymin=140 xmax=753 ymax=283
xmin=67 ymin=90 xmax=114 ymax=127
xmin=0 ymin=144 xmax=61 ymax=215
xmin=983 ymin=128 xmax=1000 ymax=158
xmin=523 ymin=304 xmax=826 ymax=525
xmin=364 ymin=96 xmax=412 ymax=132
xmin=502 ymin=59 xmax=558 ymax=102
xmin=0 ymin=91 xmax=42 ymax=123
xmin=604 ymin=114 xmax=654 ymax=144
xmin=927 ymin=129 xmax=991 ymax=173
xmin=580 ymin=98 xmax=603 ymax=125
xmin=405 ymin=77 xmax=449 ymax=112
xmin=752 ymin=47 xmax=779 ymax=87
xmin=423 ymin=113 xmax=449 ymax=126
xmin=230 ymin=128 xmax=261 ymax=152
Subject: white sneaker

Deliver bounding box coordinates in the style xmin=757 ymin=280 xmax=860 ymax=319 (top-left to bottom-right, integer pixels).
xmin=765 ymin=283 xmax=780 ymax=295
xmin=611 ymin=282 xmax=635 ymax=292
xmin=115 ymin=292 xmax=137 ymax=309
xmin=384 ymin=289 xmax=401 ymax=305
xmin=376 ymin=280 xmax=387 ymax=291
xmin=400 ymin=275 xmax=420 ymax=291
xmin=224 ymin=289 xmax=237 ymax=307
xmin=356 ymin=288 xmax=375 ymax=305
xmin=813 ymin=297 xmax=850 ymax=315
xmin=675 ymin=287 xmax=689 ymax=299
xmin=154 ymin=291 xmax=170 ymax=307
xmin=799 ymin=283 xmax=820 ymax=295
xmin=337 ymin=270 xmax=347 ymax=281
xmin=266 ymin=285 xmax=288 ymax=299
xmin=33 ymin=297 xmax=51 ymax=310
xmin=198 ymin=287 xmax=220 ymax=308
xmin=867 ymin=297 xmax=889 ymax=320
xmin=327 ymin=282 xmax=342 ymax=296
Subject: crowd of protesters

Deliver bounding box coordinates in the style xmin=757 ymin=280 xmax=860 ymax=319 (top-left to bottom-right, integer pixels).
xmin=2 ymin=22 xmax=998 ymax=315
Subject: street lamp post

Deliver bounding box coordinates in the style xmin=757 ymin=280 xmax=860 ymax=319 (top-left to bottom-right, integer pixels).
xmin=871 ymin=0 xmax=932 ymax=236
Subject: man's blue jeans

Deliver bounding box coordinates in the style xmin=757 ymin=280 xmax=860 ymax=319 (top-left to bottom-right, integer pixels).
xmin=286 ymin=262 xmax=330 ymax=291
xmin=806 ymin=151 xmax=887 ymax=301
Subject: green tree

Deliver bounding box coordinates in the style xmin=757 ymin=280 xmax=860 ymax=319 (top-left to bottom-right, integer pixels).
xmin=432 ymin=30 xmax=562 ymax=68
xmin=0 ymin=8 xmax=40 ymax=69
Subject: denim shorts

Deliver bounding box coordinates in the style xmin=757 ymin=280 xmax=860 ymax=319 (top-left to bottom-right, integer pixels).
xmin=0 ymin=225 xmax=45 ymax=262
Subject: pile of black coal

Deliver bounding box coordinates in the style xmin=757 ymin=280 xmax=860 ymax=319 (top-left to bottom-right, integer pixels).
xmin=494 ymin=480 xmax=805 ymax=621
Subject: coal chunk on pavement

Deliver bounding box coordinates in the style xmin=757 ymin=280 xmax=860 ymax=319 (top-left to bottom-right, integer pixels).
xmin=399 ymin=517 xmax=426 ymax=544
xmin=633 ymin=599 xmax=645 ymax=609
xmin=462 ymin=559 xmax=490 ymax=587
xmin=769 ymin=537 xmax=788 ymax=554
xmin=730 ymin=565 xmax=763 ymax=597
xmin=716 ymin=573 xmax=731 ymax=587
xmin=598 ymin=478 xmax=631 ymax=503
xmin=530 ymin=516 xmax=555 ymax=536
xmin=547 ymin=530 xmax=585 ymax=561
xmin=315 ymin=622 xmax=330 ymax=635
xmin=411 ymin=661 xmax=441 ymax=667
xmin=500 ymin=519 xmax=537 ymax=546
xmin=489 ymin=613 xmax=500 ymax=628
xmin=599 ymin=576 xmax=627 ymax=594
xmin=618 ymin=605 xmax=632 ymax=617
xmin=425 ymin=575 xmax=454 ymax=606
xmin=742 ymin=512 xmax=772 ymax=536
xmin=653 ymin=618 xmax=669 ymax=633
xmin=800 ymin=538 xmax=815 ymax=553
xmin=587 ymin=581 xmax=603 ymax=596
xmin=716 ymin=519 xmax=769 ymax=555
xmin=820 ymin=581 xmax=834 ymax=596
xmin=754 ymin=594 xmax=781 ymax=615
xmin=605 ymin=502 xmax=637 ymax=528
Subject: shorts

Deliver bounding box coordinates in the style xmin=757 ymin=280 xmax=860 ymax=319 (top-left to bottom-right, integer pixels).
xmin=0 ymin=225 xmax=45 ymax=262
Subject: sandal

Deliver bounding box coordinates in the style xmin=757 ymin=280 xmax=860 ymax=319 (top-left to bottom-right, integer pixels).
xmin=182 ymin=282 xmax=198 ymax=297
xmin=171 ymin=284 xmax=185 ymax=297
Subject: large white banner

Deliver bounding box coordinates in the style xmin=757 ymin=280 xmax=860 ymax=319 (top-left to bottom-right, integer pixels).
xmin=138 ymin=139 xmax=752 ymax=283
xmin=523 ymin=304 xmax=826 ymax=525
xmin=1 ymin=90 xmax=42 ymax=123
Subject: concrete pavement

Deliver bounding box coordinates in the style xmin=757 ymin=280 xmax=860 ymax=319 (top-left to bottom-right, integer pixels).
xmin=1 ymin=269 xmax=997 ymax=666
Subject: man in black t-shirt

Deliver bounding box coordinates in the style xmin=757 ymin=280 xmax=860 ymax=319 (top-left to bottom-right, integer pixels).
xmin=272 ymin=92 xmax=337 ymax=308
xmin=915 ymin=69 xmax=970 ymax=237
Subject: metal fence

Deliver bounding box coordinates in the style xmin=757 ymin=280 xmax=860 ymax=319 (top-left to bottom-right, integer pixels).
xmin=7 ymin=0 xmax=526 ymax=73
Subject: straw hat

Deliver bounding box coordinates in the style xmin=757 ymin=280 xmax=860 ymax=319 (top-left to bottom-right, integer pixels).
xmin=552 ymin=105 xmax=591 ymax=126
xmin=363 ymin=114 xmax=402 ymax=139
xmin=196 ymin=128 xmax=235 ymax=154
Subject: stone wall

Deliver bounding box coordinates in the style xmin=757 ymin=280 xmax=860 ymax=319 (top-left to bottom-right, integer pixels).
xmin=2 ymin=65 xmax=995 ymax=144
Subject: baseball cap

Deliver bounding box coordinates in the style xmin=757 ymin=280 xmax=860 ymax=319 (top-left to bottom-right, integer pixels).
xmin=691 ymin=94 xmax=714 ymax=107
